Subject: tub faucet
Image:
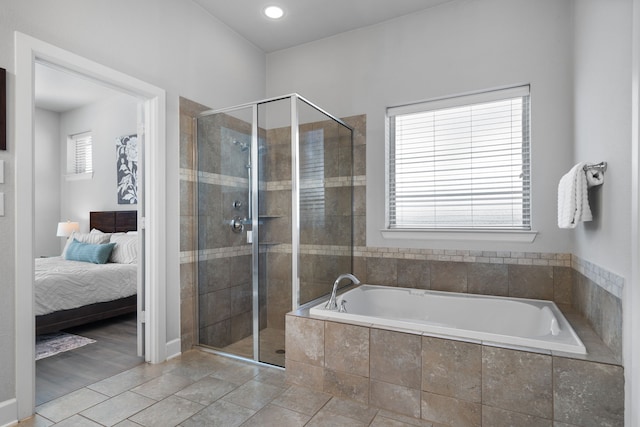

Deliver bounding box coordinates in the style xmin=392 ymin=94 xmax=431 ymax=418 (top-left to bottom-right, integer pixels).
xmin=326 ymin=273 xmax=360 ymax=310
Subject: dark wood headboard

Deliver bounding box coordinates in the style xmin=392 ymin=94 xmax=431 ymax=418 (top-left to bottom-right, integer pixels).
xmin=90 ymin=210 xmax=138 ymax=233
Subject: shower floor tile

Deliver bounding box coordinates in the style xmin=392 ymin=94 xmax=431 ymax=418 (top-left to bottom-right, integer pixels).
xmin=222 ymin=327 xmax=286 ymax=367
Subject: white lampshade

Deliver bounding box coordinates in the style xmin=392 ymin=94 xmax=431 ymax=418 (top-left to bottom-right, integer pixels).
xmin=56 ymin=221 xmax=80 ymax=237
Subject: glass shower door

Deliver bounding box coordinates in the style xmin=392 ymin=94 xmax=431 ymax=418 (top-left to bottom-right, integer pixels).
xmin=196 ymin=106 xmax=255 ymax=359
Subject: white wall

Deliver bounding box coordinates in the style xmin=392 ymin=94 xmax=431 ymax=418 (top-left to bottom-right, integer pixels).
xmin=59 ymin=93 xmax=138 ymax=233
xmin=267 ymin=0 xmax=575 ymax=253
xmin=0 ymin=0 xmax=265 ymax=414
xmin=573 ymin=0 xmax=632 ymax=294
xmin=573 ymin=0 xmax=634 ymax=422
xmin=34 ymin=108 xmax=61 ymax=257
xmin=34 ymin=95 xmax=138 ymax=258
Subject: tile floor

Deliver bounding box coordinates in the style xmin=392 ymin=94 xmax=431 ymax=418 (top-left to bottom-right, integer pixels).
xmin=18 ymin=349 xmax=444 ymax=427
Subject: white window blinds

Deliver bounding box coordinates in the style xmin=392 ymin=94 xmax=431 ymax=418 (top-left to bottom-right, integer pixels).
xmin=387 ymin=86 xmax=530 ymax=230
xmin=68 ymin=132 xmax=93 ymax=175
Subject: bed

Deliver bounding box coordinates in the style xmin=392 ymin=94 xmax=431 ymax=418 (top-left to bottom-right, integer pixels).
xmin=35 ymin=210 xmax=139 ymax=334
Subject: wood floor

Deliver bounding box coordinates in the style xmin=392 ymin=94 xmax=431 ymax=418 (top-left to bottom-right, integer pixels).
xmin=36 ymin=313 xmax=144 ymax=406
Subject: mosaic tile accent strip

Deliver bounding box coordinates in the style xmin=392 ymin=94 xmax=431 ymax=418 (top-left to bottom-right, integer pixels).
xmin=266 ymin=175 xmax=366 ymax=191
xmin=352 ymin=175 xmax=367 ymax=186
xmin=199 ymin=171 xmax=248 ymax=188
xmin=180 ymin=168 xmax=196 ymax=182
xmin=353 ymin=247 xmax=571 ymax=266
xmin=180 ymin=245 xmax=252 ymax=264
xmin=572 ymin=254 xmax=624 ymax=298
xmin=263 ymin=244 xmax=351 ymax=257
xmin=257 ymin=244 xmax=574 ymax=267
xmin=182 ymin=243 xmax=574 ymax=269
xmin=182 ymin=170 xmax=365 ymax=191
xmin=179 ymin=167 xmax=248 ymax=188
xmin=180 ymin=251 xmax=196 ymax=264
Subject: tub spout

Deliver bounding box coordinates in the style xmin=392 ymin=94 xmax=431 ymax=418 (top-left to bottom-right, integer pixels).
xmin=326 ymin=273 xmax=360 ymax=310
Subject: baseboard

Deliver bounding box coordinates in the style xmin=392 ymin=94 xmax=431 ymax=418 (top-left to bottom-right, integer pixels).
xmin=0 ymin=398 xmax=17 ymax=427
xmin=165 ymin=338 xmax=181 ymax=360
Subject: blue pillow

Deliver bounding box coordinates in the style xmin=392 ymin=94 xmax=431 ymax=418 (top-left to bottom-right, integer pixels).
xmin=65 ymin=239 xmax=116 ymax=264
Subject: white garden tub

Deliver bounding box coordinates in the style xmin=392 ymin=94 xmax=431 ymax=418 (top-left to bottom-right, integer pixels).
xmin=309 ymin=284 xmax=586 ymax=354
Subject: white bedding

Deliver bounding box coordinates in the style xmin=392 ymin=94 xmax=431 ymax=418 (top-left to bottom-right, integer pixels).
xmin=35 ymin=256 xmax=137 ymax=316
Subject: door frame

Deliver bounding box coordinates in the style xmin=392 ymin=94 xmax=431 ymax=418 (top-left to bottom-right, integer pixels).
xmin=14 ymin=32 xmax=167 ymax=420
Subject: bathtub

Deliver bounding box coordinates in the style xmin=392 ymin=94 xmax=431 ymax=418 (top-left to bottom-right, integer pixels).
xmin=309 ymin=284 xmax=586 ymax=355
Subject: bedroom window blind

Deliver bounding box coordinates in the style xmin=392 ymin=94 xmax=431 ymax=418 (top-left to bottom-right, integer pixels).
xmin=387 ymin=85 xmax=531 ymax=230
xmin=67 ymin=131 xmax=93 ymax=176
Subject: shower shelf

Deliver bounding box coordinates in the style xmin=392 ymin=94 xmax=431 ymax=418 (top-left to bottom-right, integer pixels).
xmin=257 ymin=215 xmax=283 ymax=225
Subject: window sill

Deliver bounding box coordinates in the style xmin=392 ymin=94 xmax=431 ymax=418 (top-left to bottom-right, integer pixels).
xmin=380 ymin=228 xmax=538 ymax=243
xmin=65 ymin=172 xmax=93 ymax=181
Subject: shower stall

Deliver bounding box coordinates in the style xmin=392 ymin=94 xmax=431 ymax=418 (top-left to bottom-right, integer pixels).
xmin=196 ymin=94 xmax=354 ymax=367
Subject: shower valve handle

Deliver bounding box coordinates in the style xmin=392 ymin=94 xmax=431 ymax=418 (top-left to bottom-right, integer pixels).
xmin=230 ymin=216 xmax=244 ymax=233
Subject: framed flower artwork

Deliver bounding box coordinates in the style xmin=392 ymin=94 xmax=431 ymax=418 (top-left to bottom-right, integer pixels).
xmin=116 ymin=134 xmax=138 ymax=204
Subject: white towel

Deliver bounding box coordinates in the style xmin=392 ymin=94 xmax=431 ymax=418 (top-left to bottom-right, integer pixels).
xmin=558 ymin=162 xmax=592 ymax=229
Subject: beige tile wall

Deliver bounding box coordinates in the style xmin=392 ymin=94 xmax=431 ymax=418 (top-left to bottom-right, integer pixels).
xmin=179 ymin=98 xmax=256 ymax=351
xmin=353 ymin=256 xmax=572 ymax=304
xmin=573 ymin=268 xmax=623 ymax=361
xmin=180 ymin=100 xmax=623 ymax=365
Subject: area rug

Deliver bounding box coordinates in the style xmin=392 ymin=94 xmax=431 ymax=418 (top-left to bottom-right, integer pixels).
xmin=35 ymin=332 xmax=96 ymax=360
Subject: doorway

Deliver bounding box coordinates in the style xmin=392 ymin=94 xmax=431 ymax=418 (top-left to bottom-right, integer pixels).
xmin=15 ymin=32 xmax=167 ymax=420
xmin=33 ymin=61 xmax=144 ymax=405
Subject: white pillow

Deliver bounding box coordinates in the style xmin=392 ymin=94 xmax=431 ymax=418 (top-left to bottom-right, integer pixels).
xmin=109 ymin=233 xmax=138 ymax=264
xmin=62 ymin=231 xmax=111 ymax=257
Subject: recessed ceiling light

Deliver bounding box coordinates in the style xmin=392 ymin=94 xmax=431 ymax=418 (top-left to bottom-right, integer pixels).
xmin=264 ymin=5 xmax=284 ymax=19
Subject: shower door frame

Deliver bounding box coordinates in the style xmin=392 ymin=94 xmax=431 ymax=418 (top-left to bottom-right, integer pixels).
xmin=196 ymin=93 xmax=353 ymax=365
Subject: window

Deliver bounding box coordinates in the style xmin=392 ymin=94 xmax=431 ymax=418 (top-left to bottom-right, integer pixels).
xmin=387 ymin=86 xmax=530 ymax=231
xmin=67 ymin=131 xmax=93 ymax=179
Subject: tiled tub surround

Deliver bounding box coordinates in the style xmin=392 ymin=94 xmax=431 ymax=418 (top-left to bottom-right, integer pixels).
xmin=572 ymin=255 xmax=624 ymax=360
xmin=349 ymin=248 xmax=623 ymax=363
xmin=286 ymin=308 xmax=624 ymax=427
xmin=309 ymin=285 xmax=587 ymax=354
